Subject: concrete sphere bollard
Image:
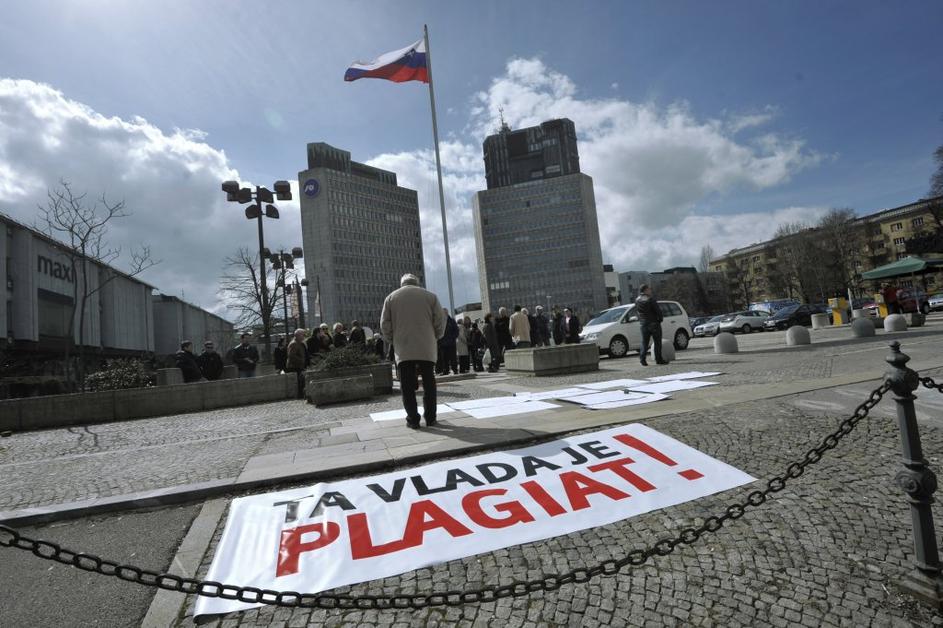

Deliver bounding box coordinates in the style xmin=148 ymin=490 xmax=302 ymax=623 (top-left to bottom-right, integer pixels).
xmin=810 ymin=313 xmax=829 ymax=330
xmin=653 ymin=339 xmax=675 ymax=363
xmin=713 ymin=332 xmax=738 ymax=354
xmin=884 ymin=314 xmax=908 ymax=333
xmin=785 ymin=325 xmax=811 ymax=346
xmin=907 ymin=313 xmax=926 ymax=328
xmin=851 ymin=318 xmax=876 ymax=338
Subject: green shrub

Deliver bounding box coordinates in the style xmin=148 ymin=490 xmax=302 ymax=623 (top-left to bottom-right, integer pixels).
xmin=312 ymin=345 xmax=381 ymax=372
xmin=83 ymin=359 xmax=156 ymax=392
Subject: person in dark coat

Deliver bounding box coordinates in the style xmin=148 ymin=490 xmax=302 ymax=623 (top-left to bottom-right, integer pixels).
xmin=495 ymin=307 xmax=512 ymax=361
xmin=373 ymin=333 xmax=386 ymax=359
xmin=273 ymin=337 xmax=288 ymax=372
xmin=534 ymin=306 xmax=550 ymax=346
xmin=469 ymin=323 xmax=484 ymax=372
xmin=562 ymin=308 xmax=582 ymax=344
xmin=551 ymin=309 xmax=564 ymax=345
xmin=635 ymin=283 xmax=667 ymax=366
xmin=332 ymin=323 xmax=348 ymax=349
xmin=439 ymin=310 xmax=459 ymax=375
xmin=232 ymin=334 xmax=259 ymax=377
xmin=197 ymin=340 xmax=224 ymax=380
xmin=285 ymin=329 xmax=308 ymax=399
xmin=174 ymin=341 xmax=203 ymax=383
xmin=483 ymin=313 xmax=501 ymax=372
xmin=349 ymin=320 xmax=366 ymax=347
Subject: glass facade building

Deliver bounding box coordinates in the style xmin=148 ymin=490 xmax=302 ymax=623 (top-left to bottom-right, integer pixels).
xmin=483 ymin=118 xmax=581 ymax=190
xmin=473 ymin=172 xmax=608 ymax=320
xmin=298 ymin=143 xmax=424 ymax=330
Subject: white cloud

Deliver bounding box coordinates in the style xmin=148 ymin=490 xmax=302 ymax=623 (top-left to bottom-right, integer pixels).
xmin=368 ymin=57 xmax=823 ymax=305
xmin=0 ymin=78 xmax=301 ymax=319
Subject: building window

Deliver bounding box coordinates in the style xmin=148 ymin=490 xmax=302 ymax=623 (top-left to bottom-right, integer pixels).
xmin=893 ymin=237 xmax=905 ymax=246
xmin=897 ymin=252 xmax=907 ymax=260
xmin=912 ymin=216 xmax=924 ymax=227
xmin=890 ymin=222 xmax=903 ymax=231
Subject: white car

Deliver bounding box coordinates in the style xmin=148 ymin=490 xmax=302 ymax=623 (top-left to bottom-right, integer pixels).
xmin=718 ymin=310 xmax=770 ymax=334
xmin=693 ymin=315 xmax=725 ymax=337
xmin=580 ymin=301 xmax=691 ymax=358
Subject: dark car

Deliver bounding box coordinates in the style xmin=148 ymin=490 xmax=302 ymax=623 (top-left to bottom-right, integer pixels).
xmin=763 ymin=304 xmax=819 ymax=330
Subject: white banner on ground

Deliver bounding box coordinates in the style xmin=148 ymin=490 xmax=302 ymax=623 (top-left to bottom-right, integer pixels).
xmin=646 ymin=371 xmax=723 ymax=382
xmin=194 ymin=424 xmax=754 ymax=618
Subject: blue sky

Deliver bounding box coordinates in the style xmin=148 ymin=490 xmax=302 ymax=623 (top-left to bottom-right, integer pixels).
xmin=0 ymin=1 xmax=940 ymax=312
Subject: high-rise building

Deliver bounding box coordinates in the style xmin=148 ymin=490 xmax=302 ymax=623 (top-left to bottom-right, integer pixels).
xmin=473 ymin=120 xmax=607 ymax=319
xmin=298 ymin=142 xmax=424 ymax=329
xmin=483 ymin=118 xmax=581 ymax=190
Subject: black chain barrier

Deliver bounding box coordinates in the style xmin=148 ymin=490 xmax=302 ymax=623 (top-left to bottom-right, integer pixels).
xmin=921 ymin=376 xmax=943 ymax=395
xmin=0 ymin=382 xmax=890 ymax=610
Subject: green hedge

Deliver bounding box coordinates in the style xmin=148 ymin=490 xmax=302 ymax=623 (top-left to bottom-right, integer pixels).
xmin=311 ymin=345 xmax=381 ymax=372
xmin=83 ymin=359 xmax=156 ymax=392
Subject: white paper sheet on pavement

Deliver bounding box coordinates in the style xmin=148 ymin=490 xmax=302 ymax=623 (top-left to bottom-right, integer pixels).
xmin=370 ymin=405 xmax=456 ymax=422
xmin=627 ymin=380 xmax=718 ymax=394
xmin=645 ymin=371 xmax=723 ymax=382
xmin=575 ymin=379 xmax=651 ymax=390
xmin=513 ymin=387 xmax=596 ymax=401
xmin=464 ymin=400 xmax=561 ymax=419
xmin=558 ymin=390 xmax=655 ymax=406
xmin=587 ymin=393 xmax=670 ymax=410
xmin=447 ymin=396 xmax=532 ymax=411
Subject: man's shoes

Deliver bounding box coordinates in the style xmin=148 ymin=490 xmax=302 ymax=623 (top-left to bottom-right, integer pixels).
xmin=640 ymin=361 xmax=648 ymax=366
xmin=406 ymin=419 xmax=421 ymax=430
xmin=425 ymin=417 xmax=437 ymax=427
xmin=656 ymin=360 xmax=669 ymax=365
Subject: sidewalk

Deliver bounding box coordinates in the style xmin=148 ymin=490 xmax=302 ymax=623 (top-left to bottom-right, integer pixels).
xmin=2 ymin=320 xmax=942 ymax=526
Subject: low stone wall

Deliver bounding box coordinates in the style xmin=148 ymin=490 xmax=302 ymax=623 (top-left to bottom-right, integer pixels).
xmin=504 ymin=344 xmax=599 ymax=376
xmin=306 ymin=362 xmax=394 ymax=394
xmin=0 ymin=373 xmax=297 ymax=432
xmin=307 ymin=374 xmax=374 ymax=407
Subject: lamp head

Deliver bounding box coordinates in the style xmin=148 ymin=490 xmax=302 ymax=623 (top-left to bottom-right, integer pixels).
xmin=244 ymin=205 xmax=261 ymax=219
xmin=264 ymin=204 xmax=280 ymax=219
xmin=257 ymin=187 xmax=274 ymax=203
xmin=291 ymin=247 xmax=303 ymax=259
xmin=221 ymin=180 xmax=239 ymax=194
xmin=274 ymin=180 xmax=292 ymax=200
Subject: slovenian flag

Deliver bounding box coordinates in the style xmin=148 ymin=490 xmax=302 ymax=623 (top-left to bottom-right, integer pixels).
xmin=344 ymin=39 xmax=428 ymax=83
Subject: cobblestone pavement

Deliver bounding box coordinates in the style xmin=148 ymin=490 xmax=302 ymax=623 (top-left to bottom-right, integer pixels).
xmin=0 ymin=322 xmax=941 ymax=515
xmin=180 ymin=390 xmax=943 ymax=627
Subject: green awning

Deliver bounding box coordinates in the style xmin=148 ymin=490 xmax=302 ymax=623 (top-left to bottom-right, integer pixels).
xmin=861 ymin=256 xmax=941 ymax=280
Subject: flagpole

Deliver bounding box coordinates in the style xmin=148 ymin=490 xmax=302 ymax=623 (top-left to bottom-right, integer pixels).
xmin=423 ymin=23 xmax=455 ymax=313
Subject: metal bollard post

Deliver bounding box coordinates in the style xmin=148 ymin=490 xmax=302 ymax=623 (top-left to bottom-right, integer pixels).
xmin=885 ymin=341 xmax=943 ymax=609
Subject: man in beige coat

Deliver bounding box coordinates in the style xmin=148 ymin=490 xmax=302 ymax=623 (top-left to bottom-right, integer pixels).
xmin=380 ymin=274 xmax=446 ymax=428
xmin=509 ymin=304 xmax=531 ymax=349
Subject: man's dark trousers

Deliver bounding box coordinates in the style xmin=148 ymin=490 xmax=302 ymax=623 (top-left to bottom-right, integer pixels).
xmin=399 ymin=360 xmax=437 ymax=424
xmin=640 ymin=321 xmax=663 ymax=364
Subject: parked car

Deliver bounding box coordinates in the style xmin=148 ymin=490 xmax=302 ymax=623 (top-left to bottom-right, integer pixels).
xmin=719 ymin=310 xmax=770 ymax=334
xmin=749 ymin=299 xmax=799 ymax=315
xmin=580 ymin=301 xmax=691 ymax=358
xmin=688 ymin=316 xmax=713 ymax=331
xmin=929 ymin=293 xmax=943 ymax=312
xmin=763 ymin=304 xmax=820 ymax=330
xmin=897 ymin=289 xmax=930 ymax=315
xmin=693 ymin=315 xmax=724 ymax=337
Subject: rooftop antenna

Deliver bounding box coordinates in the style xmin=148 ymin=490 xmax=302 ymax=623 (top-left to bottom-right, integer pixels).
xmin=498 ymin=106 xmax=510 ymax=133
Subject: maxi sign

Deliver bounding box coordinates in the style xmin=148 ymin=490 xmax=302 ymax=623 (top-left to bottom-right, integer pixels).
xmin=195 ymin=424 xmax=754 ymax=617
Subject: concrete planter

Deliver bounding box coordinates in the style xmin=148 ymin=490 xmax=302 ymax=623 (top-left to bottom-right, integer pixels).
xmin=504 ymin=344 xmax=599 ymax=376
xmin=810 ymin=313 xmax=829 ymax=330
xmin=306 ymin=362 xmax=393 ymax=394
xmin=307 ymin=374 xmax=375 ymax=407
xmin=906 ymin=313 xmax=926 ymax=328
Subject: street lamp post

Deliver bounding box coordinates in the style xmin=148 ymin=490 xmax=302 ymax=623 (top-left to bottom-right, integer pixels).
xmin=221 ymin=180 xmax=292 ymax=359
xmin=269 ymin=247 xmax=304 ymax=337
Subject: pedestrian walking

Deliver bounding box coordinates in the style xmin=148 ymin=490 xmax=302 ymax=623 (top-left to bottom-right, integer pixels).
xmin=232 ymin=333 xmax=259 ymax=378
xmin=562 ymin=308 xmax=582 ymax=344
xmin=285 ymin=328 xmax=308 ymax=399
xmin=380 ymin=273 xmax=446 ymax=429
xmin=373 ymin=333 xmax=385 ymax=359
xmin=273 ymin=337 xmax=287 ymax=373
xmin=883 ymin=283 xmax=900 ymax=314
xmin=197 ymin=340 xmax=223 ymax=380
xmin=175 ymin=341 xmax=203 ymax=383
xmin=636 ymin=283 xmax=667 ymax=366
xmin=483 ymin=312 xmax=501 ymax=372
xmin=510 ymin=305 xmax=531 ymax=348
xmin=457 ymin=316 xmax=471 ymax=373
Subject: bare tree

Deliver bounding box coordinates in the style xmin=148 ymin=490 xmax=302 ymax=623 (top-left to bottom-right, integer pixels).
xmin=817 ymin=208 xmax=865 ymax=296
xmin=724 ymin=257 xmax=753 ymax=309
xmin=38 ymin=180 xmax=158 ymax=387
xmin=930 ymin=143 xmax=943 ymax=200
xmin=698 ymin=244 xmax=716 ymax=273
xmin=219 ymin=247 xmax=284 ymax=348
